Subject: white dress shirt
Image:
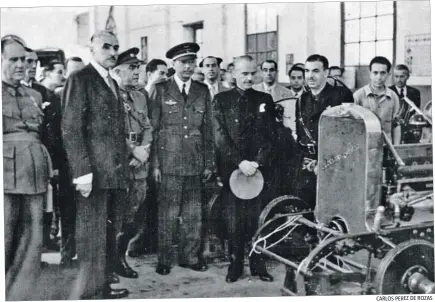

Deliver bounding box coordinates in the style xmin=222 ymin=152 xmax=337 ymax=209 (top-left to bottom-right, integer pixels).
xmin=174 ymin=74 xmax=191 ymax=94
xmin=395 ymin=85 xmax=407 ymax=97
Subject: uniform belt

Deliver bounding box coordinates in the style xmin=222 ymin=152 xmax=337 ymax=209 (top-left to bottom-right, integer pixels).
xmin=126 ymin=132 xmax=143 ymax=143
xmin=3 ymin=131 xmax=40 ymax=142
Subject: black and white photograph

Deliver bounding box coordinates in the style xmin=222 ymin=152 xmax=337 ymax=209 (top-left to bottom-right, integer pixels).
xmin=0 ymin=0 xmax=433 ymax=300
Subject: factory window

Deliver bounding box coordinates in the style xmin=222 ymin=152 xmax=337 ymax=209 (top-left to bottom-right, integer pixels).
xmin=342 ymin=1 xmax=396 ymax=67
xmin=76 ymin=12 xmax=90 ymax=47
xmin=246 ymin=4 xmax=278 ymax=64
xmin=140 ymin=36 xmax=148 ymax=64
xmin=184 ymin=22 xmax=204 ymax=62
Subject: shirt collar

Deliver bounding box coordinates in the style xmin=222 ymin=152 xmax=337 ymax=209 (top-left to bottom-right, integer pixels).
xmin=263 ymin=82 xmax=276 ymax=92
xmin=364 ymin=84 xmax=393 ymax=98
xmin=395 ymin=85 xmax=407 ymax=94
xmin=90 ymin=60 xmax=109 ymax=80
xmin=174 ymin=74 xmax=191 ymax=94
xmin=2 ymin=81 xmax=24 ymax=96
xmin=205 ymin=80 xmax=218 ymax=90
xmin=21 ymin=79 xmax=33 ymax=88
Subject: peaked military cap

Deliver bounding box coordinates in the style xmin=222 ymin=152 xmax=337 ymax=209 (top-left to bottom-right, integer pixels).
xmin=198 ymin=56 xmax=223 ymax=68
xmin=166 ymin=42 xmax=200 ymax=61
xmin=115 ymin=47 xmax=143 ymax=67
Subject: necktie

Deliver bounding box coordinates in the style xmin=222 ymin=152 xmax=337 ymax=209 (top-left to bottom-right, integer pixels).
xmin=210 ymin=85 xmax=216 ymax=99
xmin=107 ymin=74 xmax=118 ymax=98
xmin=399 ymin=88 xmax=404 ymax=99
xmin=181 ymin=83 xmax=187 ymax=101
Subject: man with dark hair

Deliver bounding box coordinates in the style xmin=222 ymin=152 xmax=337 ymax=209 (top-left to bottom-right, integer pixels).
xmin=390 ymin=64 xmax=421 ymax=143
xmin=295 ymin=54 xmax=353 ymax=209
xmin=200 ymin=56 xmax=228 ymax=99
xmin=2 ymin=37 xmax=52 ymax=300
xmin=213 ymin=55 xmax=277 ymax=283
xmin=329 ymin=65 xmax=344 ymax=79
xmin=287 ymin=65 xmax=305 ymax=98
xmin=149 ymin=42 xmax=213 ymax=276
xmin=353 ymin=56 xmax=401 ymax=144
xmin=62 ymin=30 xmax=129 ymax=299
xmin=145 ymin=58 xmax=168 ymax=93
xmin=223 ymin=62 xmax=236 ymax=88
xmin=65 ymin=56 xmax=84 ymax=78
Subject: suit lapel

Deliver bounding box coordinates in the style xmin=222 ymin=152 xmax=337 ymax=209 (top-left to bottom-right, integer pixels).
xmin=88 ymin=64 xmax=119 ymax=100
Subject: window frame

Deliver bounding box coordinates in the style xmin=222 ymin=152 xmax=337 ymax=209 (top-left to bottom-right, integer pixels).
xmin=340 ymin=1 xmax=397 ymax=67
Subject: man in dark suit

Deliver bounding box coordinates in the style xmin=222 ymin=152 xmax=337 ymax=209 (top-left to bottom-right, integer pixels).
xmin=2 ymin=37 xmax=53 ymax=301
xmin=390 ymin=64 xmax=422 ymax=143
xmin=62 ymin=30 xmax=129 ymax=300
xmin=295 ymin=54 xmax=353 ymax=209
xmin=149 ymin=42 xmax=214 ymax=276
xmin=213 ymin=55 xmax=277 ymax=283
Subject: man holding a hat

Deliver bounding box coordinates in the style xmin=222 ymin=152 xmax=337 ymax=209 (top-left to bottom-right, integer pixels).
xmin=149 ymin=42 xmax=214 ymax=275
xmin=111 ymin=47 xmax=154 ymax=279
xmin=212 ymin=55 xmax=277 ymax=283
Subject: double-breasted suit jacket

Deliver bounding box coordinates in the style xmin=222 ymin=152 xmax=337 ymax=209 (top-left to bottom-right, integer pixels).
xmin=149 ymin=77 xmax=214 ymax=176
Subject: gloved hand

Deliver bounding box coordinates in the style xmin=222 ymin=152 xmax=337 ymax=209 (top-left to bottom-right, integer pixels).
xmin=129 ymin=158 xmax=142 ymax=168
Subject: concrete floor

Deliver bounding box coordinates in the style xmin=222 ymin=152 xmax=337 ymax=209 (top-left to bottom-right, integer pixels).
xmin=37 ymin=252 xmax=287 ymax=300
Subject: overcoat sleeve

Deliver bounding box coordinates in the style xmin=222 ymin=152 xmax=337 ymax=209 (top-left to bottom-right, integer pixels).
xmin=148 ymin=83 xmax=162 ymax=170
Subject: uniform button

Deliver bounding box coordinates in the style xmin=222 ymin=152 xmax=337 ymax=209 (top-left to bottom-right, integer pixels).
xmin=235 ymin=119 xmax=239 ymax=123
xmin=183 ymin=117 xmax=187 ymax=120
xmin=184 ymin=126 xmax=188 ymax=129
xmin=161 ymin=147 xmax=164 ymax=149
xmin=184 ymin=135 xmax=188 ymax=139
xmin=169 ymin=111 xmax=172 ymax=113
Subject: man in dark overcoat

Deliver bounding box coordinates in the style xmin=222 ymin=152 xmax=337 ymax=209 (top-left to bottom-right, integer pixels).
xmin=213 ymin=55 xmax=277 ymax=283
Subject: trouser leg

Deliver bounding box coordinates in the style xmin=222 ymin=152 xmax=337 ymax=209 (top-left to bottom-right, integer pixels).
xmin=4 ymin=194 xmax=20 ymax=274
xmin=69 ymin=189 xmax=108 ymax=300
xmin=126 ymin=179 xmax=148 ymax=254
xmin=6 ymin=194 xmax=44 ymax=301
xmin=178 ymin=175 xmax=202 ymax=266
xmin=157 ymin=175 xmax=182 ymax=267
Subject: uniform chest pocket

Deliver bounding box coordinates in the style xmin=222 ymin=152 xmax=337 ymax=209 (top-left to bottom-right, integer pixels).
xmin=163 ymin=107 xmax=181 ymax=124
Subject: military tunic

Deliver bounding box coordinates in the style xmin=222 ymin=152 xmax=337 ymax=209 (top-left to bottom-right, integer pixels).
xmin=120 ymin=87 xmax=153 ymax=223
xmin=149 ymin=76 xmax=213 ymax=267
xmin=3 ymin=81 xmax=52 ymax=300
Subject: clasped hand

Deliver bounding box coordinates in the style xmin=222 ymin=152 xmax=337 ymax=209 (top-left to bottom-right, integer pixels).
xmin=239 ymin=160 xmax=259 ymax=177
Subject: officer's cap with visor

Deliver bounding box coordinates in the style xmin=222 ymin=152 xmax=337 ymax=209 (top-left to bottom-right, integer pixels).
xmin=115 ymin=47 xmax=143 ymax=67
xmin=166 ymin=42 xmax=200 ymax=61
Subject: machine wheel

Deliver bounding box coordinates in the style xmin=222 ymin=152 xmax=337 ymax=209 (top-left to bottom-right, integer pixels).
xmin=258 ymin=195 xmax=311 ymax=227
xmin=374 ymin=239 xmax=434 ymax=294
xmin=254 ymin=195 xmax=312 ymax=258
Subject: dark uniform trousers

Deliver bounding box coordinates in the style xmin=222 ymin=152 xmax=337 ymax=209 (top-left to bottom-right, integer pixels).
xmin=71 ymin=188 xmax=126 ymax=299
xmin=158 ymin=174 xmax=202 ymax=267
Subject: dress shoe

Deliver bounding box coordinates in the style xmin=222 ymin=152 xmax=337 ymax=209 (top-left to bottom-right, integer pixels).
xmin=114 ymin=262 xmax=139 ymax=279
xmin=102 ymin=287 xmax=129 ymax=299
xmin=156 ymin=264 xmax=171 ymax=275
xmin=179 ymin=262 xmax=208 ymax=272
xmin=107 ymin=272 xmax=120 ymax=284
xmin=258 ymin=272 xmax=274 ymax=282
xmin=59 ymin=258 xmax=78 ymax=269
xmin=225 ymin=273 xmax=242 ymax=283
xmin=41 ymin=261 xmax=49 ymax=269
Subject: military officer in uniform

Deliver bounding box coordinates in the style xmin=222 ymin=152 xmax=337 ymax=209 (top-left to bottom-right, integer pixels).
xmin=2 ymin=37 xmax=53 ymax=300
xmin=213 ymin=55 xmax=277 ymax=283
xmin=111 ymin=47 xmax=154 ymax=278
xmin=149 ymin=42 xmax=214 ymax=275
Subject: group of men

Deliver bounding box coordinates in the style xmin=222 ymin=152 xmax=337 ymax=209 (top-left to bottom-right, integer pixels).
xmin=2 ymin=28 xmax=424 ymax=300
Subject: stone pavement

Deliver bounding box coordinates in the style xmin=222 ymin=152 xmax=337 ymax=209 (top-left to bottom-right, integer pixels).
xmin=38 ymin=252 xmax=287 ymax=300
